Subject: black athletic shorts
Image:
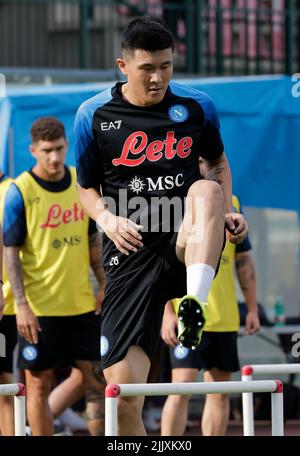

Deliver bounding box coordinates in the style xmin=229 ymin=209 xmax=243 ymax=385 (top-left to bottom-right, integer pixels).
xmin=169 ymin=331 xmax=240 ymax=372
xmin=0 ymin=315 xmax=17 ymax=374
xmin=18 ymin=311 xmax=101 ymax=371
xmin=101 ymin=231 xmax=187 ymax=370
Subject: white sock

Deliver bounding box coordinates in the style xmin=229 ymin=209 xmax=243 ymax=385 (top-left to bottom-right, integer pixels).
xmin=186 ymin=263 xmax=215 ymax=302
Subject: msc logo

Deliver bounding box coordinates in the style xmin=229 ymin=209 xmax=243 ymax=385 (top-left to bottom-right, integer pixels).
xmin=0 ymin=333 xmax=6 ymax=358
xmin=128 ymin=173 xmax=184 ymax=194
xmin=52 ymin=236 xmax=82 ymax=249
xmin=100 ymin=120 xmax=122 ymax=131
xmin=168 ymin=104 xmax=189 ymax=123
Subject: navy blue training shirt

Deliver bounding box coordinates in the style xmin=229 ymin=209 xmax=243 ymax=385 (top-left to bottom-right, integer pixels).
xmin=74 ymin=81 xmax=224 ymax=245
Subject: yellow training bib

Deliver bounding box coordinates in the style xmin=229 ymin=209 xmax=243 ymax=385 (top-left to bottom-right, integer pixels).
xmin=15 ymin=167 xmax=95 ymax=316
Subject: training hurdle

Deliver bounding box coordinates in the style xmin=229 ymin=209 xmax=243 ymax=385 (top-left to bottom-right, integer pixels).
xmin=242 ymin=364 xmax=300 ymax=436
xmin=0 ymin=383 xmax=26 ymax=436
xmin=105 ymin=380 xmax=283 ymax=436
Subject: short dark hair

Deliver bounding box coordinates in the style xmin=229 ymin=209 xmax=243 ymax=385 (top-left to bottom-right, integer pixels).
xmin=30 ymin=116 xmax=66 ymax=143
xmin=121 ymin=15 xmax=174 ymax=53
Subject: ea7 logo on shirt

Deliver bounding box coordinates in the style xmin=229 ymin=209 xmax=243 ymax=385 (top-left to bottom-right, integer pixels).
xmin=100 ymin=120 xmax=122 ymax=131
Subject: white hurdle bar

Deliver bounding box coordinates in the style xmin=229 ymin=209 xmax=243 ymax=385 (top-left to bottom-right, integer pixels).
xmin=242 ymin=364 xmax=300 ymax=436
xmin=0 ymin=383 xmax=26 ymax=436
xmin=105 ymin=380 xmax=283 ymax=436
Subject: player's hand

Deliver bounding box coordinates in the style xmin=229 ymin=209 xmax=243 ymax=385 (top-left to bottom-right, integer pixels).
xmin=16 ymin=300 xmax=42 ymax=344
xmin=98 ymin=210 xmax=144 ymax=256
xmin=0 ymin=287 xmax=4 ymax=320
xmin=225 ymin=212 xmax=248 ymax=244
xmin=245 ymin=311 xmax=261 ymax=335
xmin=95 ymin=282 xmax=105 ymax=315
xmin=161 ymin=302 xmax=178 ymax=347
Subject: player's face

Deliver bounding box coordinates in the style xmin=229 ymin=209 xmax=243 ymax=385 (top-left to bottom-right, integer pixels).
xmin=30 ymin=137 xmax=68 ymax=181
xmin=117 ymin=48 xmax=173 ymax=106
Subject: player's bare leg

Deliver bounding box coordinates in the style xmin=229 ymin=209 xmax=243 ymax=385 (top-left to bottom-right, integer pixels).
xmin=0 ymin=372 xmax=14 ymax=435
xmin=25 ymin=368 xmax=55 ymax=435
xmin=201 ymin=368 xmax=231 ymax=435
xmin=103 ymin=346 xmax=150 ymax=436
xmin=161 ymin=368 xmax=198 ymax=436
xmin=76 ymin=360 xmax=106 ymax=436
xmin=176 ymin=179 xmax=225 ymax=268
xmin=175 ymin=180 xmax=225 ymax=348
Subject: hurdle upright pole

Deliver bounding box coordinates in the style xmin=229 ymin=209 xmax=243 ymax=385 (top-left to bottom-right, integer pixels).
xmin=241 ymin=365 xmax=254 ymax=436
xmin=0 ymin=383 xmax=26 ymax=436
xmin=271 ymin=381 xmax=284 ymax=436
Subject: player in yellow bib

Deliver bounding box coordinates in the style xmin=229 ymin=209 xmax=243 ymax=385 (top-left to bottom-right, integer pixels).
xmin=0 ymin=173 xmax=16 ymax=435
xmin=3 ymin=117 xmax=106 ymax=436
xmin=161 ymin=162 xmax=260 ymax=436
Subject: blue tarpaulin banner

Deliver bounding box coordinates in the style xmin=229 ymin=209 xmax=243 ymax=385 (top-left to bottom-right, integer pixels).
xmin=0 ymin=75 xmax=299 ymax=211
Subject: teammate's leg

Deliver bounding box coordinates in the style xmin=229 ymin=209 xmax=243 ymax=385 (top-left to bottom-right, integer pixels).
xmin=49 ymin=367 xmax=85 ymax=418
xmin=201 ymin=368 xmax=231 ymax=436
xmin=0 ymin=372 xmax=14 ymax=435
xmin=103 ymin=346 xmax=151 ymax=436
xmin=25 ymin=368 xmax=55 ymax=435
xmin=75 ymin=360 xmax=106 ymax=436
xmin=161 ymin=368 xmax=198 ymax=436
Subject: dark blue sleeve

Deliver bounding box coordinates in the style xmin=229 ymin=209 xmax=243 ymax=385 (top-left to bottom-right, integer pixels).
xmin=74 ymin=89 xmax=113 ymax=190
xmin=74 ymin=104 xmax=101 ymax=190
xmin=3 ymin=183 xmax=27 ymax=246
xmin=200 ymin=94 xmax=224 ymax=160
xmin=236 ymin=235 xmax=252 ymax=253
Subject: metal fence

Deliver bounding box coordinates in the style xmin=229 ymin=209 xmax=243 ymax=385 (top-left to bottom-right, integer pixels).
xmin=0 ymin=0 xmax=299 ymax=75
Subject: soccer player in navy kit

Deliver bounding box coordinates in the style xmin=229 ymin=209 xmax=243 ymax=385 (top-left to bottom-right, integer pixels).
xmin=74 ymin=16 xmax=247 ymax=435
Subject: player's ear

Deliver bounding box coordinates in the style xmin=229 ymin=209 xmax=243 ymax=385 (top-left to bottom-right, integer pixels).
xmin=29 ymin=144 xmax=36 ymax=158
xmin=116 ymin=57 xmax=127 ymax=76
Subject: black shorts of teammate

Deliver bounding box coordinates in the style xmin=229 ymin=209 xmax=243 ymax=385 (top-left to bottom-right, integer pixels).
xmin=169 ymin=331 xmax=240 ymax=372
xmin=0 ymin=315 xmax=17 ymax=374
xmin=18 ymin=311 xmax=101 ymax=371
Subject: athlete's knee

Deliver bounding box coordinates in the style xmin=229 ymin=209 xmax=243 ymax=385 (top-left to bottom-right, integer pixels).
xmin=188 ymin=179 xmax=222 ymax=198
xmin=27 ymin=373 xmax=52 ymax=399
xmin=207 ymin=393 xmax=229 ymax=406
xmin=118 ymin=396 xmax=143 ymax=423
xmin=168 ymin=393 xmax=191 ymax=407
xmin=187 ymin=180 xmax=224 ymax=219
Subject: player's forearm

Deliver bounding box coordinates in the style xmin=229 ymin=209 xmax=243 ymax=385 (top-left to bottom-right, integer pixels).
xmin=4 ymin=246 xmax=27 ymax=306
xmin=235 ymin=251 xmax=258 ymax=313
xmin=77 ymin=184 xmax=108 ymax=223
xmin=89 ymin=232 xmax=106 ymax=286
xmin=204 ymin=152 xmax=233 ymax=213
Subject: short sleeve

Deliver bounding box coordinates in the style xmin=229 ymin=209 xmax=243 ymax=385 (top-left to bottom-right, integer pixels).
xmin=3 ymin=183 xmax=27 ymax=246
